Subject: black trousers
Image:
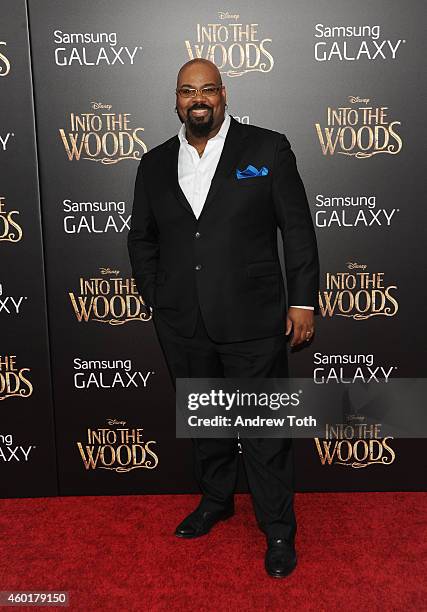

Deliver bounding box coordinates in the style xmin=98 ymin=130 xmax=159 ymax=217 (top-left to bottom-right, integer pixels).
xmin=152 ymin=305 xmax=296 ymax=542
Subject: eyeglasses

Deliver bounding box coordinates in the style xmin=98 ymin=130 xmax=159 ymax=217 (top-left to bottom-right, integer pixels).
xmin=176 ymin=85 xmax=223 ymax=98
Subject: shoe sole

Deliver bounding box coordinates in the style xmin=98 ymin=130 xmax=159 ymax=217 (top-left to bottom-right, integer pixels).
xmin=174 ymin=511 xmax=234 ymax=539
xmin=265 ymin=558 xmax=297 ymax=578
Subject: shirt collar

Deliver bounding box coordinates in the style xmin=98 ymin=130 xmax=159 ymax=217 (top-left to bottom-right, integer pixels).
xmin=178 ymin=112 xmax=231 ymax=144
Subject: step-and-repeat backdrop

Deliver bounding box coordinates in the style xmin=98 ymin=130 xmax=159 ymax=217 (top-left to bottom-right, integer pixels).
xmin=1 ymin=0 xmax=426 ymax=497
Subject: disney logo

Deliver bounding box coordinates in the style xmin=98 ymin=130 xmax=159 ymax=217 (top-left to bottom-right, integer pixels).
xmin=348 ymin=96 xmax=370 ymax=104
xmin=218 ymin=11 xmax=240 ymax=20
xmin=346 ymin=262 xmax=368 ymax=270
xmin=91 ymin=102 xmax=113 ymax=110
xmin=107 ymin=418 xmax=127 ymax=426
xmin=100 ymin=267 xmax=120 ymax=275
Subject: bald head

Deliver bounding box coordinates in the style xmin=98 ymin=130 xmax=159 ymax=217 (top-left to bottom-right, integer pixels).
xmin=176 ymin=59 xmax=222 ymax=88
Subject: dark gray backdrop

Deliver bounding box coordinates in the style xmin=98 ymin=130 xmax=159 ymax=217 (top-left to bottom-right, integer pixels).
xmin=1 ymin=0 xmax=425 ymax=497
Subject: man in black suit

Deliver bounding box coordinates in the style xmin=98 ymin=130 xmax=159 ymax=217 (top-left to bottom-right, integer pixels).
xmin=128 ymin=59 xmax=319 ymax=578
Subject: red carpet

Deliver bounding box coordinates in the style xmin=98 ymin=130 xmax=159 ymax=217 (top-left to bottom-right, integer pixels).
xmin=0 ymin=492 xmax=426 ymax=611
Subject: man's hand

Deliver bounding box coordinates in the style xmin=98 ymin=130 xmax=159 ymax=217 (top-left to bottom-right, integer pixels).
xmin=286 ymin=307 xmax=315 ymax=347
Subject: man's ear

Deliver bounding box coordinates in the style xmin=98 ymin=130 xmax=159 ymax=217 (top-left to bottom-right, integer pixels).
xmin=221 ymin=87 xmax=227 ymax=106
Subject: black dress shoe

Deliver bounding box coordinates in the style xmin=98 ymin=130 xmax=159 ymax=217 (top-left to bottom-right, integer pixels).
xmin=174 ymin=506 xmax=234 ymax=538
xmin=265 ymin=538 xmax=297 ymax=578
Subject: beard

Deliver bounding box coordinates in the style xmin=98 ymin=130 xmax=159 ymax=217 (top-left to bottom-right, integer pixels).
xmin=186 ymin=104 xmax=214 ymax=137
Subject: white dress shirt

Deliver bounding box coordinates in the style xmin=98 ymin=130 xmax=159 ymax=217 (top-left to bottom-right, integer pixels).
xmin=177 ymin=114 xmax=313 ymax=311
xmin=178 ymin=112 xmax=231 ymax=219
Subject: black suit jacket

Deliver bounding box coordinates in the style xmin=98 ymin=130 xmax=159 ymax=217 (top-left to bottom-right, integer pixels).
xmin=127 ymin=116 xmax=319 ymax=342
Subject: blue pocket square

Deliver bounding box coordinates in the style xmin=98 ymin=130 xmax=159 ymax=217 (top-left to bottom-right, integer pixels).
xmin=236 ymin=164 xmax=269 ymax=180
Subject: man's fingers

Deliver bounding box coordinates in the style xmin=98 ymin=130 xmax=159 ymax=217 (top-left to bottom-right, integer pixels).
xmin=290 ymin=324 xmax=304 ymax=346
xmin=291 ymin=323 xmax=315 ymax=347
xmin=286 ymin=308 xmax=315 ymax=346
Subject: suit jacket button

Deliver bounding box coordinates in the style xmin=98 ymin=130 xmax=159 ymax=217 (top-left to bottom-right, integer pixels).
xmin=195 ymin=232 xmax=201 ymax=238
xmin=195 ymin=264 xmax=202 ymax=271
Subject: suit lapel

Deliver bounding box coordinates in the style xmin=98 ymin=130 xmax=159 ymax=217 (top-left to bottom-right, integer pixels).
xmin=198 ymin=117 xmax=248 ymax=221
xmin=167 ymin=136 xmax=195 ymax=217
xmin=166 ymin=116 xmax=248 ymax=221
